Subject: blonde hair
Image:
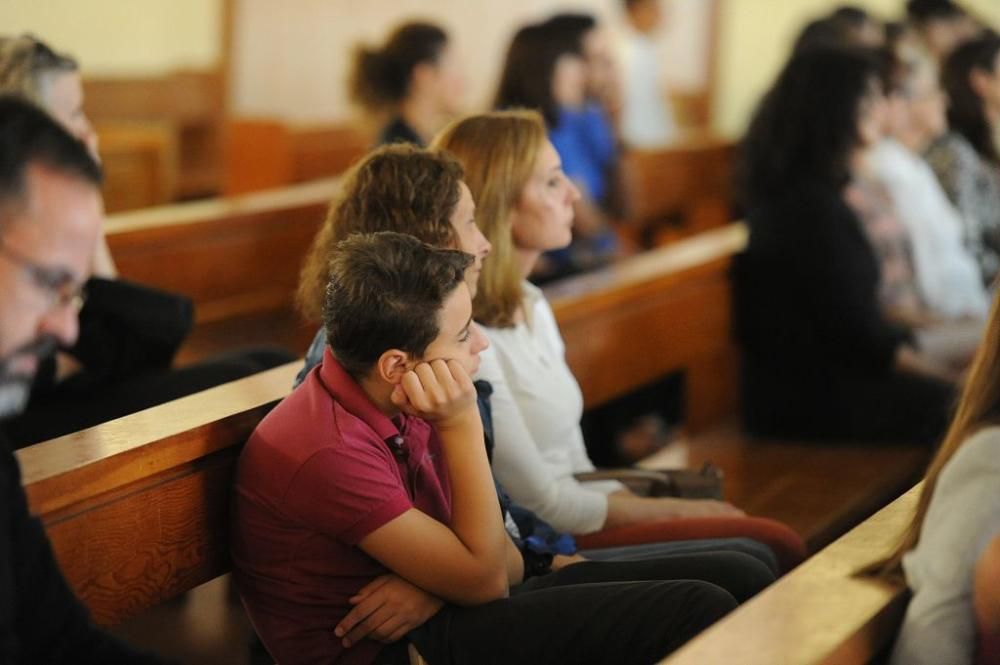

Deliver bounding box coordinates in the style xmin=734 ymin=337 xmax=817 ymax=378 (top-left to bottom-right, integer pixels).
xmin=430 ymin=110 xmax=547 ymax=328
xmin=878 ymin=292 xmax=1000 ymax=579
xmin=0 ymin=35 xmax=78 ymax=108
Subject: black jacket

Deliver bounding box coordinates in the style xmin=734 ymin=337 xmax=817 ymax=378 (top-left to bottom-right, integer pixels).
xmin=0 ymin=440 xmax=167 ymax=663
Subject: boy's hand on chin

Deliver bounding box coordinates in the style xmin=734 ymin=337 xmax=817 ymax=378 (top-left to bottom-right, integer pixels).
xmin=391 ymin=358 xmax=479 ymax=431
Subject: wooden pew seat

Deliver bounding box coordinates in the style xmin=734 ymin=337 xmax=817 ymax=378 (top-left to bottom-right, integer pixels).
xmin=18 ymin=225 xmax=751 ymax=627
xmin=660 ymin=485 xmax=919 ymax=665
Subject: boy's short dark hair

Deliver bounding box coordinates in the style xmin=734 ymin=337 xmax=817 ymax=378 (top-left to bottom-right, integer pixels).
xmin=0 ymin=95 xmax=101 ymax=221
xmin=323 ymin=231 xmax=473 ymax=378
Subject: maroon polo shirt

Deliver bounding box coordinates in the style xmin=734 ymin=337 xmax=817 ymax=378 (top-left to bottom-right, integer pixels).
xmin=231 ymin=348 xmax=452 ymax=665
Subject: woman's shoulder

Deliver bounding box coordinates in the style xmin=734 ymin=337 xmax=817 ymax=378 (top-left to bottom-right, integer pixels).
xmin=940 ymin=426 xmax=1000 ymax=486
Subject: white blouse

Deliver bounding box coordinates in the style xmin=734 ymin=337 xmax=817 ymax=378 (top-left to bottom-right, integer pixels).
xmin=892 ymin=426 xmax=1000 ymax=665
xmin=870 ymin=139 xmax=989 ymax=319
xmin=476 ymin=282 xmax=624 ymax=534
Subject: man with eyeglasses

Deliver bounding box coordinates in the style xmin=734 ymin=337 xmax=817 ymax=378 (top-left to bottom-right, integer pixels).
xmin=0 ymin=96 xmax=166 ymax=663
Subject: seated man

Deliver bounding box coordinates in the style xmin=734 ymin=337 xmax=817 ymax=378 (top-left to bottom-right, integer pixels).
xmin=0 ymin=97 xmax=166 ymax=663
xmin=232 ymin=231 xmax=736 ymax=664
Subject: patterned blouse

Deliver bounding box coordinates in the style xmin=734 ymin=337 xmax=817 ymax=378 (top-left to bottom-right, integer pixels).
xmin=926 ymin=132 xmax=1000 ymax=287
xmin=845 ymin=176 xmax=924 ymax=317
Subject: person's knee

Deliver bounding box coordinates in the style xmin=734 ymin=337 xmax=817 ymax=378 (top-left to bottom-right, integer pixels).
xmin=720 ymin=538 xmax=780 ymax=577
xmin=721 ymin=551 xmax=776 ymax=602
xmin=681 ymin=580 xmax=738 ymax=628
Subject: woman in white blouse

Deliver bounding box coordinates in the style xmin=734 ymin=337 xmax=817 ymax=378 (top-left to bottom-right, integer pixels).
xmin=880 ymin=287 xmax=1000 ymax=665
xmin=431 ymin=110 xmax=740 ymax=535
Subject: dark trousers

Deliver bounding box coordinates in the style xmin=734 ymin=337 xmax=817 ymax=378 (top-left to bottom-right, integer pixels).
xmin=374 ymin=553 xmax=760 ymax=665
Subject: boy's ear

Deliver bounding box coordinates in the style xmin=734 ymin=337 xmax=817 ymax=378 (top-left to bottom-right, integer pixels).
xmin=375 ymin=349 xmax=413 ymax=385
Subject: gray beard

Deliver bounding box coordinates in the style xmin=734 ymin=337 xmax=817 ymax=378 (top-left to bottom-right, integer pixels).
xmin=0 ymin=335 xmax=57 ymax=421
xmin=0 ymin=378 xmax=30 ymax=420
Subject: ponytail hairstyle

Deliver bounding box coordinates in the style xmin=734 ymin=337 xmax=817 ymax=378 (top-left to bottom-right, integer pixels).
xmin=941 ymin=34 xmax=1000 ymax=164
xmin=349 ymin=22 xmax=448 ymax=113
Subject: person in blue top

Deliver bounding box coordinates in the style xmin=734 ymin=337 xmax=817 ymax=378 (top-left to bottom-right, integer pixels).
xmin=495 ymin=17 xmax=621 ymax=282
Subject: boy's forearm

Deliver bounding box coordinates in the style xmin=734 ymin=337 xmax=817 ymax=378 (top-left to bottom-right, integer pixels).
xmin=436 ymin=412 xmax=508 ymax=584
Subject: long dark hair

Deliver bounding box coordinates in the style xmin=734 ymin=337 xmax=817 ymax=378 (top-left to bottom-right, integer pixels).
xmin=740 ymin=46 xmax=882 ymax=207
xmin=941 ymin=34 xmax=1000 ymax=164
xmin=349 ymin=22 xmax=448 ymax=112
xmin=494 ymin=22 xmax=583 ymax=127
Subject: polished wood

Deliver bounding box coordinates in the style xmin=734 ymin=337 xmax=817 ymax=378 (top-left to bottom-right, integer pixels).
xmin=105 ymin=178 xmax=336 ymax=323
xmin=222 ymin=119 xmax=295 ymax=195
xmin=85 ymin=70 xmax=226 ymax=199
xmin=620 ymin=135 xmax=736 ymax=247
xmin=224 ymin=119 xmax=370 ymax=194
xmin=18 ymin=225 xmax=747 ymax=626
xmin=17 ymin=362 xmax=299 ymax=625
xmin=660 ymin=484 xmax=919 ymax=665
xmin=547 ymin=223 xmax=746 ymax=430
xmin=643 ymin=421 xmax=929 ymax=550
xmin=287 ymin=123 xmax=371 ymax=182
xmin=95 ymin=122 xmax=178 ymax=213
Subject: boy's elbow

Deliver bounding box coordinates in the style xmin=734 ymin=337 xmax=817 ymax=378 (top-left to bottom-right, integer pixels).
xmin=453 ymin=568 xmax=509 ymax=606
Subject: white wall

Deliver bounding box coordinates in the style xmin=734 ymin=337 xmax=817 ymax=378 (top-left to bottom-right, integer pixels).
xmin=0 ymin=0 xmax=222 ymax=76
xmin=229 ymin=0 xmax=714 ymax=122
xmin=714 ymin=0 xmax=1000 ymax=138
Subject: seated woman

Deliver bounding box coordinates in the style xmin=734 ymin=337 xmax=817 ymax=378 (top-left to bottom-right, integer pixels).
xmin=234 ymin=231 xmax=744 ymax=664
xmin=869 ymin=47 xmax=988 ymax=323
xmin=0 ymin=34 xmax=293 ymax=446
xmin=926 ymin=34 xmax=1000 ymax=287
xmin=495 ymin=21 xmax=619 ymax=282
xmin=431 ymin=110 xmax=745 ymax=537
xmin=734 ymin=46 xmax=955 ymax=444
xmin=880 ymin=290 xmax=1000 ymax=665
xmin=296 ymin=144 xmax=780 ymax=574
xmin=350 ymin=21 xmax=465 ymax=147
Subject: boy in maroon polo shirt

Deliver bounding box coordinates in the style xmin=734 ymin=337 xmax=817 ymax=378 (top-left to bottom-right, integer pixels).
xmin=233 ymin=232 xmax=734 ymax=665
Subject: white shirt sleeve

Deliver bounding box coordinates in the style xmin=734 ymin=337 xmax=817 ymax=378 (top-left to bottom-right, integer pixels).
xmin=892 ymin=429 xmax=1000 ymax=665
xmin=477 ymin=343 xmax=611 ymax=535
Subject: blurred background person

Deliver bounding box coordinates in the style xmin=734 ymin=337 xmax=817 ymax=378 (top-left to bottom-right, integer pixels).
xmin=926 ymin=33 xmax=1000 ymax=287
xmin=350 ymin=21 xmax=466 ymax=147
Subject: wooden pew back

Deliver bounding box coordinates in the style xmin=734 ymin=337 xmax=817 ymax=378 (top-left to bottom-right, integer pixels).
xmin=621 ymin=135 xmax=736 ymax=246
xmin=661 ymin=485 xmax=917 ymax=665
xmin=17 ymin=362 xmax=299 ymax=625
xmin=106 ymin=178 xmax=336 ymax=323
xmin=20 ymin=225 xmax=746 ymax=625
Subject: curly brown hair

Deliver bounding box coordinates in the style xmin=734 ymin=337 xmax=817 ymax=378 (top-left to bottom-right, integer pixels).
xmin=296 ymin=143 xmax=464 ymax=323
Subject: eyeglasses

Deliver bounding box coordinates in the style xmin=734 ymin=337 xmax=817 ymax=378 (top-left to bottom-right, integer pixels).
xmin=0 ymin=239 xmax=86 ymax=312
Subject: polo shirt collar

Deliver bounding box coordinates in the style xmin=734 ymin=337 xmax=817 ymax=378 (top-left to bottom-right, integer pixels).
xmin=319 ymin=347 xmax=402 ymax=442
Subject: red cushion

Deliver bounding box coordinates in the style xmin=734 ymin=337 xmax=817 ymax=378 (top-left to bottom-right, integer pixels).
xmin=574 ymin=516 xmax=807 ymax=573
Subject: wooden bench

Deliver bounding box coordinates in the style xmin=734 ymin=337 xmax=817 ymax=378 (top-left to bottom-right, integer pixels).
xmin=223 ymin=118 xmax=372 ymax=195
xmin=85 ymin=70 xmax=226 ymax=201
xmin=659 ymin=484 xmax=919 ymax=664
xmin=620 ymin=134 xmax=736 ymax=248
xmin=18 ymin=225 xmax=748 ymax=627
xmin=105 ymin=177 xmax=336 ymax=325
